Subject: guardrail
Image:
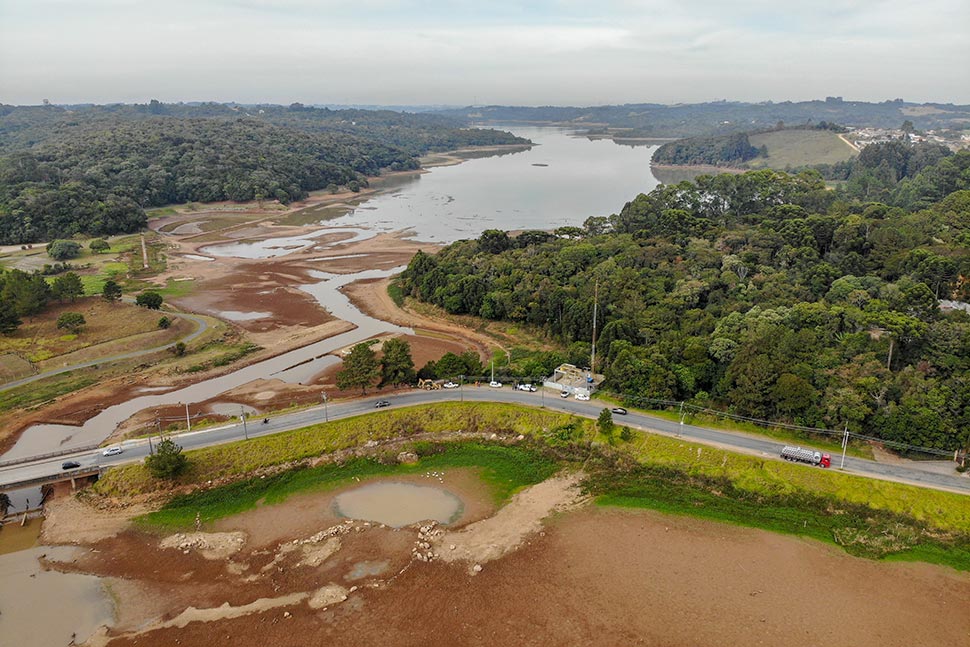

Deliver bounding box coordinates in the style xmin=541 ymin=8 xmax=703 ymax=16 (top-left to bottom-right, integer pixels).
xmin=0 ymin=444 xmax=100 ymax=469
xmin=0 ymin=466 xmax=103 ymax=490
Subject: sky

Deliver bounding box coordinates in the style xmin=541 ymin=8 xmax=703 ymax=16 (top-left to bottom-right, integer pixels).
xmin=1 ymin=0 xmax=968 ymax=106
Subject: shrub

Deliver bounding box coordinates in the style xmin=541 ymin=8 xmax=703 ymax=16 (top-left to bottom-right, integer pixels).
xmin=145 ymin=438 xmax=188 ymax=478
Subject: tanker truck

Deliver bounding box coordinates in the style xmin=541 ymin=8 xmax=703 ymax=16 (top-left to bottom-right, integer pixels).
xmin=780 ymin=446 xmax=831 ymax=468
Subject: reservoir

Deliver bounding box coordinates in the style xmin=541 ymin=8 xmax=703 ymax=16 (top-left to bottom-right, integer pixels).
xmin=3 ymin=127 xmax=660 ymax=459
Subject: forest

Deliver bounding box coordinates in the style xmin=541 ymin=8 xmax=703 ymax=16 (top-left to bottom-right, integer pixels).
xmin=652 ymin=132 xmax=763 ymax=166
xmin=400 ymin=149 xmax=970 ymax=451
xmin=0 ymin=103 xmax=527 ymax=244
xmin=438 ymin=98 xmax=970 ymax=138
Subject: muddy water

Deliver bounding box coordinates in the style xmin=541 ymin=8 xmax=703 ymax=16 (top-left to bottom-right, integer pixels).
xmin=0 ymin=546 xmax=114 ymax=646
xmin=202 ymin=227 xmax=376 ymax=259
xmin=332 ymin=482 xmax=463 ymax=527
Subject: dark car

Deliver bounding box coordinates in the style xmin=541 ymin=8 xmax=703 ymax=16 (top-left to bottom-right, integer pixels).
xmin=610 ymin=407 xmax=628 ymax=415
xmin=61 ymin=460 xmax=81 ymax=470
xmin=375 ymin=400 xmax=391 ymax=408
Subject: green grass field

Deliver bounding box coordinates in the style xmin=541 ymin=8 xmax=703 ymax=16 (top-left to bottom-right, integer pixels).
xmin=136 ymin=442 xmax=558 ymax=529
xmin=746 ymin=129 xmax=857 ymax=170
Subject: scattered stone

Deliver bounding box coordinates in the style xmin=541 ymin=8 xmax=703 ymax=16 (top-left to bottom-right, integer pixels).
xmin=397 ymin=451 xmax=419 ymax=464
xmin=472 ymin=564 xmax=483 ymax=573
xmin=308 ymin=584 xmax=349 ymax=610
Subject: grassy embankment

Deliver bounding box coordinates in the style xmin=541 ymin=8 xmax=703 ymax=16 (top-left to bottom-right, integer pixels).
xmin=93 ymin=402 xmax=970 ymax=569
xmin=745 ymin=129 xmax=856 ymax=170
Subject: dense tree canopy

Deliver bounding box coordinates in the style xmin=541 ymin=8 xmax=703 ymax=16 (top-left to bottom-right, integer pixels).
xmin=0 ymin=103 xmax=529 ymax=244
xmin=402 ymin=157 xmax=970 ymax=451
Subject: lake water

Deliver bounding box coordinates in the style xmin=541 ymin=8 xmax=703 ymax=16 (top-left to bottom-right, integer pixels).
xmin=332 ymin=481 xmax=463 ymax=527
xmin=3 ymin=127 xmax=660 ymax=459
xmin=322 ymin=126 xmax=660 ymax=242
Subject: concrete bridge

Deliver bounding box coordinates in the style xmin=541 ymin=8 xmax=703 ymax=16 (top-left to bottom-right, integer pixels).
xmin=1 ymin=466 xmax=103 ymax=491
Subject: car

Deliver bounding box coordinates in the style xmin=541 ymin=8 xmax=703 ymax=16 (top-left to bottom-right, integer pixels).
xmin=443 ymin=381 xmax=459 ymax=389
xmin=611 ymin=407 xmax=628 ymax=415
xmin=560 ymin=390 xmax=570 ymax=398
xmin=516 ymin=383 xmax=536 ymax=392
xmin=61 ymin=460 xmax=81 ymax=470
xmin=574 ymin=392 xmax=590 ymax=401
xmin=102 ymin=446 xmax=124 ymax=457
xmin=489 ymin=381 xmax=503 ymax=388
xmin=374 ymin=400 xmax=391 ymax=408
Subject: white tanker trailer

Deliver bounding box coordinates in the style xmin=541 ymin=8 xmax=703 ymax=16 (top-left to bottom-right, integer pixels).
xmin=780 ymin=446 xmax=831 ymax=468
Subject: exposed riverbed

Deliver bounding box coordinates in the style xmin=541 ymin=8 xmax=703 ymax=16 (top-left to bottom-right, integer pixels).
xmin=3 ymin=127 xmax=659 ymax=460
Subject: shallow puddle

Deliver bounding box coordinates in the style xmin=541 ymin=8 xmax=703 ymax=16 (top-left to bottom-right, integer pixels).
xmin=332 ymin=482 xmax=463 ymax=527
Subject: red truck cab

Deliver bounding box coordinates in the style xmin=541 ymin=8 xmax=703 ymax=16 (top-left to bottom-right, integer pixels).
xmin=820 ymin=454 xmax=831 ymax=468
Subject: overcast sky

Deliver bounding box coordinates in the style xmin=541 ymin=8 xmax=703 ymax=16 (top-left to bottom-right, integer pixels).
xmin=1 ymin=0 xmax=968 ymax=106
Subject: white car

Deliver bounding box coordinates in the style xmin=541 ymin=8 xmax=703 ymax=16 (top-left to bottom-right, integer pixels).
xmin=443 ymin=381 xmax=459 ymax=389
xmin=489 ymin=381 xmax=503 ymax=388
xmin=102 ymin=446 xmax=123 ymax=457
xmin=574 ymin=392 xmax=590 ymax=401
xmin=516 ymin=383 xmax=536 ymax=392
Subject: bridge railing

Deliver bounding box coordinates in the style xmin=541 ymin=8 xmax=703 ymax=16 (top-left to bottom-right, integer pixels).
xmin=0 ymin=444 xmax=100 ymax=469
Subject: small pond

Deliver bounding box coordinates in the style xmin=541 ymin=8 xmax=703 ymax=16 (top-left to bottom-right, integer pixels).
xmin=332 ymin=481 xmax=463 ymax=528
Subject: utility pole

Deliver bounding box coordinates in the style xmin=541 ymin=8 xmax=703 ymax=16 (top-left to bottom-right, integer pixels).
xmin=459 ymin=375 xmax=464 ymax=402
xmin=184 ymin=402 xmax=191 ymax=431
xmin=322 ymin=392 xmax=329 ymax=422
xmin=240 ymin=406 xmax=249 ymax=440
xmin=840 ymin=423 xmax=849 ymax=469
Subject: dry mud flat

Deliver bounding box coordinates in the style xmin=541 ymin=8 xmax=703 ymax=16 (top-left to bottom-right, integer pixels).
xmin=38 ymin=473 xmax=970 ymax=647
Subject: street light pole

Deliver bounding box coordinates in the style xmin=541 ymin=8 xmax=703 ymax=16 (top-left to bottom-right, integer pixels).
xmin=241 ymin=405 xmax=249 ymax=441
xmin=184 ymin=402 xmax=191 ymax=431
xmin=840 ymin=423 xmax=849 ymax=470
xmin=322 ymin=392 xmax=329 ymax=422
xmin=459 ymin=375 xmax=464 ymax=402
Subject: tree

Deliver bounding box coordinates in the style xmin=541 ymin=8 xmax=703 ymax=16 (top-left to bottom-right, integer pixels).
xmin=102 ymin=280 xmax=122 ymax=303
xmin=145 ymin=438 xmax=188 ymax=479
xmin=0 ymin=300 xmax=22 ymax=335
xmin=171 ymin=341 xmax=186 ymax=356
xmin=89 ymin=238 xmax=110 ymax=254
xmin=158 ymin=316 xmax=171 ymax=329
xmin=135 ymin=291 xmax=163 ymax=309
xmin=380 ymin=338 xmax=416 ymax=387
xmin=597 ymin=408 xmax=615 ymax=442
xmin=0 ymin=492 xmax=11 ymax=516
xmin=51 ymin=272 xmax=84 ymax=302
xmin=46 ymin=239 xmax=83 ymax=261
xmin=336 ymin=342 xmax=380 ymax=394
xmin=56 ymin=312 xmax=86 ymax=333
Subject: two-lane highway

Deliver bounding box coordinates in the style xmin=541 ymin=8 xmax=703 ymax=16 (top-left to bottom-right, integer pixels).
xmin=2 ymin=387 xmax=968 ymax=496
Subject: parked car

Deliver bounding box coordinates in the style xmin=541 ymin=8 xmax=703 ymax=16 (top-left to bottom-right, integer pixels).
xmin=61 ymin=460 xmax=81 ymax=470
xmin=489 ymin=381 xmax=503 ymax=388
xmin=560 ymin=390 xmax=570 ymax=398
xmin=102 ymin=446 xmax=123 ymax=457
xmin=443 ymin=381 xmax=459 ymax=389
xmin=516 ymin=383 xmax=536 ymax=392
xmin=611 ymin=407 xmax=628 ymax=415
xmin=575 ymin=392 xmax=590 ymax=401
xmin=374 ymin=400 xmax=391 ymax=408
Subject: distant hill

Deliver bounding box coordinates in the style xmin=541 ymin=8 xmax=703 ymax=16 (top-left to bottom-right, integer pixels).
xmin=435 ymin=98 xmax=970 ymax=138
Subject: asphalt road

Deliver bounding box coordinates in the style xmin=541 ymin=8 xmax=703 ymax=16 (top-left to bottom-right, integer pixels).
xmin=0 ymin=311 xmax=209 ymax=393
xmin=2 ymin=387 xmax=968 ymax=496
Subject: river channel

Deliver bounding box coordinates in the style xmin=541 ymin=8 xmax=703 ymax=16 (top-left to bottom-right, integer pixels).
xmin=3 ymin=127 xmax=660 ymax=460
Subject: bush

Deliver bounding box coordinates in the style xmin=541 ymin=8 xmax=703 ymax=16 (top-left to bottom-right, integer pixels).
xmin=135 ymin=291 xmax=163 ymax=309
xmin=145 ymin=438 xmax=188 ymax=478
xmin=171 ymin=341 xmax=187 ymax=356
xmin=56 ymin=311 xmax=86 ymax=333
xmin=89 ymin=238 xmax=110 ymax=253
xmin=46 ymin=239 xmax=82 ymax=260
xmin=158 ymin=316 xmax=171 ymax=329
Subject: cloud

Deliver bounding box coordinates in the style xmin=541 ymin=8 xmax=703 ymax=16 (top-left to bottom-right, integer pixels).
xmin=0 ymin=0 xmax=967 ymax=105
